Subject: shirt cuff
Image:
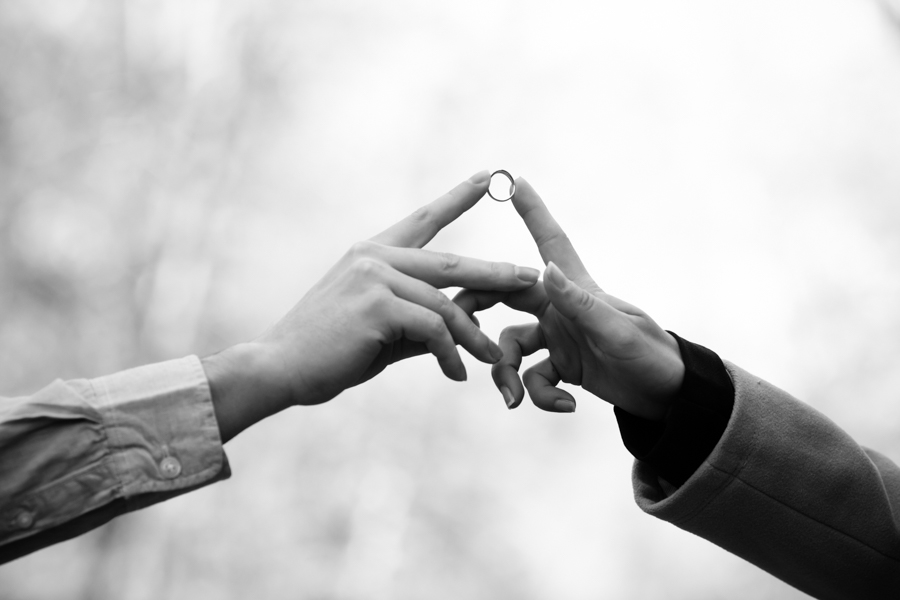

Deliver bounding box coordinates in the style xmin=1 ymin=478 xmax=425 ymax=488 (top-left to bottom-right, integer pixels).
xmin=614 ymin=333 xmax=734 ymax=487
xmin=88 ymin=355 xmax=231 ymax=504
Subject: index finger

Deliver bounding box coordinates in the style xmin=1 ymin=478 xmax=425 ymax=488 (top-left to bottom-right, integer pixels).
xmin=511 ymin=178 xmax=595 ymax=287
xmin=370 ymin=170 xmax=491 ymax=248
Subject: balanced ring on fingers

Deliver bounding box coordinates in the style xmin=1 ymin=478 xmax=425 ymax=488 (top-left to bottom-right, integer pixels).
xmin=487 ymin=169 xmax=516 ymax=202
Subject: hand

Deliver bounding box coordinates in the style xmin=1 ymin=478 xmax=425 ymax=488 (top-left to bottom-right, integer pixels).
xmin=454 ymin=178 xmax=684 ymax=420
xmin=203 ymin=171 xmax=541 ymax=441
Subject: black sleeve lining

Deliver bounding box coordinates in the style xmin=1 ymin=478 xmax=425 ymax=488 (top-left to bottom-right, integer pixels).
xmin=615 ymin=332 xmax=735 ymax=487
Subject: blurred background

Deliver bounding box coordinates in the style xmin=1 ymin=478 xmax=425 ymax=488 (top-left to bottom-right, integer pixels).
xmin=2 ymin=0 xmax=900 ymax=598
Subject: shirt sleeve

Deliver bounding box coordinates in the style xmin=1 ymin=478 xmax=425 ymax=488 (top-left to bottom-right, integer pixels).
xmin=0 ymin=356 xmax=230 ymax=564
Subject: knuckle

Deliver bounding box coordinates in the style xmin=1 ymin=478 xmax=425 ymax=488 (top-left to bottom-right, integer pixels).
xmin=431 ymin=288 xmax=453 ymax=314
xmin=352 ymin=256 xmax=384 ymax=279
xmin=425 ymin=312 xmax=446 ymax=337
xmin=503 ymin=323 xmax=530 ymax=338
xmin=349 ymin=240 xmax=384 ymax=262
xmin=364 ymin=286 xmax=390 ymax=311
xmin=410 ymin=206 xmax=435 ymax=229
xmin=498 ymin=325 xmax=518 ymax=341
xmin=348 ymin=240 xmax=374 ymax=259
xmin=574 ymin=289 xmax=595 ymax=312
xmin=521 ymin=366 xmax=541 ymax=386
xmin=438 ymin=251 xmax=460 ymax=272
xmin=535 ymin=229 xmax=570 ymax=249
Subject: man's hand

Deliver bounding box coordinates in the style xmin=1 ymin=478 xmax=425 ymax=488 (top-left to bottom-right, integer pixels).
xmin=454 ymin=178 xmax=684 ymax=420
xmin=202 ymin=171 xmax=541 ymax=442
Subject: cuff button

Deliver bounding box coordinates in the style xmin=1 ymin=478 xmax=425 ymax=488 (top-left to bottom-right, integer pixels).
xmin=13 ymin=510 xmax=34 ymax=530
xmin=160 ymin=456 xmax=182 ymax=479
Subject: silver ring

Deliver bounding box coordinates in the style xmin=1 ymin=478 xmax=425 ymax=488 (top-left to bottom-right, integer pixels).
xmin=487 ymin=169 xmax=516 ymax=202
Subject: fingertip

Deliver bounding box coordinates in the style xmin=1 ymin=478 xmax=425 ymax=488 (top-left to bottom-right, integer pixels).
xmin=514 ymin=265 xmax=540 ymax=285
xmin=500 ymin=386 xmax=516 ymax=410
xmin=553 ymin=399 xmax=576 ymax=413
xmin=533 ymin=395 xmax=576 ymax=413
xmin=468 ymin=170 xmax=491 ymax=186
xmin=511 ymin=177 xmax=538 ymax=200
xmin=544 ymin=261 xmax=568 ymax=289
xmin=441 ymin=355 xmax=468 ymax=382
xmin=493 ymin=368 xmax=524 ymax=409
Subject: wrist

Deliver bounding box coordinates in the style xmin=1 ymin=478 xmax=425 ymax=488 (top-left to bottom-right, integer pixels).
xmin=639 ymin=331 xmax=686 ymax=422
xmin=660 ymin=330 xmax=686 ymax=403
xmin=201 ymin=342 xmax=292 ymax=443
xmin=617 ymin=332 xmax=734 ymax=487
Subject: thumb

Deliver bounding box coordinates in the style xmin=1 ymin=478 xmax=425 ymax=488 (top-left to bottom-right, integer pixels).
xmin=543 ymin=261 xmax=613 ymax=332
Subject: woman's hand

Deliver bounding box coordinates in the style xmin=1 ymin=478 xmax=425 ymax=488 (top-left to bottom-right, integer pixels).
xmin=454 ymin=179 xmax=684 ymax=420
xmin=203 ymin=171 xmax=541 ymax=441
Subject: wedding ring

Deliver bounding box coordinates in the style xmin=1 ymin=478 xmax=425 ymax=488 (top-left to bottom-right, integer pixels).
xmin=487 ymin=169 xmax=516 ymax=202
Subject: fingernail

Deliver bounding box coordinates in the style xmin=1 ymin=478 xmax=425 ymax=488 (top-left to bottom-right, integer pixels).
xmin=469 ymin=170 xmax=490 ymax=184
xmin=501 ymin=386 xmax=516 ymax=409
xmin=554 ymin=399 xmax=576 ymax=413
xmin=515 ymin=266 xmax=540 ymax=284
xmin=544 ymin=262 xmax=568 ymax=289
xmin=458 ymin=364 xmax=468 ymax=381
xmin=488 ymin=341 xmax=504 ymax=362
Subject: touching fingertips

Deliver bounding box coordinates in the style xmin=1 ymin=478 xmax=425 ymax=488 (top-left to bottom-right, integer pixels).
xmin=553 ymin=399 xmax=576 ymax=413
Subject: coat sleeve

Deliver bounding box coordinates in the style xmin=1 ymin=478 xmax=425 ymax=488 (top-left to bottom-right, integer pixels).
xmin=631 ymin=362 xmax=900 ymax=599
xmin=0 ymin=356 xmax=230 ymax=564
